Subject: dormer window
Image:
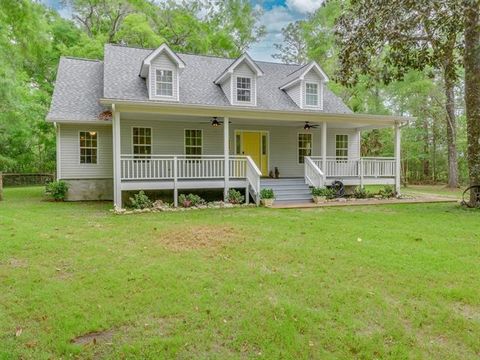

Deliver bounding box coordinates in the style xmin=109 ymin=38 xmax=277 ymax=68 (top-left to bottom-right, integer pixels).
xmin=305 ymin=83 xmax=319 ymax=106
xmin=280 ymin=61 xmax=328 ymax=110
xmin=236 ymin=77 xmax=251 ymax=102
xmin=156 ymin=69 xmax=173 ymax=97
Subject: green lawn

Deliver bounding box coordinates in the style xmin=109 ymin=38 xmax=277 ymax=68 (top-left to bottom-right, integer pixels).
xmin=0 ymin=187 xmax=479 ymax=359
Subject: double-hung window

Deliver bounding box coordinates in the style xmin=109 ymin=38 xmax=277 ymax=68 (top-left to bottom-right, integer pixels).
xmin=335 ymin=134 xmax=349 ymax=158
xmin=79 ymin=131 xmax=97 ymax=164
xmin=132 ymin=127 xmax=152 ymax=158
xmin=298 ymin=133 xmax=312 ymax=164
xmin=236 ymin=77 xmax=251 ymax=102
xmin=156 ymin=69 xmax=173 ymax=96
xmin=305 ymin=82 xmax=319 ymax=106
xmin=185 ymin=129 xmax=202 ymax=156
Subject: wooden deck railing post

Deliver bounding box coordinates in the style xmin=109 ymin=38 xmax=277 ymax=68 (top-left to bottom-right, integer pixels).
xmin=359 ymin=158 xmax=364 ymax=188
xmin=112 ymin=108 xmax=122 ymax=209
xmin=173 ymin=155 xmax=178 ymax=207
xmin=223 ymin=117 xmax=230 ymax=201
xmin=321 ymin=121 xmax=327 ymax=182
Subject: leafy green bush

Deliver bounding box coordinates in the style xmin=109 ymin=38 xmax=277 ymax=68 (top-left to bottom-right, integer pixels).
xmin=178 ymin=193 xmax=205 ymax=208
xmin=260 ymin=188 xmax=275 ymax=199
xmin=378 ymin=185 xmax=396 ymax=199
xmin=45 ymin=180 xmax=69 ymax=201
xmin=311 ymin=187 xmax=336 ymax=199
xmin=353 ymin=186 xmax=371 ymax=199
xmin=227 ymin=189 xmax=245 ymax=204
xmin=129 ymin=190 xmax=152 ymax=209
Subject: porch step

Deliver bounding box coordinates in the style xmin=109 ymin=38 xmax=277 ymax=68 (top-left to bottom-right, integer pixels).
xmin=260 ymin=178 xmax=312 ymax=202
xmin=260 ymin=178 xmax=306 ymax=186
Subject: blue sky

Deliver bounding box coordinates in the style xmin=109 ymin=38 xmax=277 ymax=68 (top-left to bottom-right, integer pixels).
xmin=40 ymin=0 xmax=324 ymax=62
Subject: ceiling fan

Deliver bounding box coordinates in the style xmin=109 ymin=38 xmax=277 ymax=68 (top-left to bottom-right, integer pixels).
xmin=303 ymin=121 xmax=319 ymax=130
xmin=205 ymin=117 xmax=231 ymax=127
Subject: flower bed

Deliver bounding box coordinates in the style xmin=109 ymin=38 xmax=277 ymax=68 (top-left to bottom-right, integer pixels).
xmin=114 ymin=200 xmax=255 ymax=215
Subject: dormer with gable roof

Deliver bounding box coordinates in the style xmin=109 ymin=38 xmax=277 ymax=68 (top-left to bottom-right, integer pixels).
xmin=140 ymin=43 xmax=186 ymax=102
xmin=214 ymin=53 xmax=264 ymax=107
xmin=280 ymin=61 xmax=329 ymax=110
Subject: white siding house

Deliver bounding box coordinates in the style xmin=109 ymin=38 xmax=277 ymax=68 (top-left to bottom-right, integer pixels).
xmin=47 ymin=43 xmax=408 ymax=207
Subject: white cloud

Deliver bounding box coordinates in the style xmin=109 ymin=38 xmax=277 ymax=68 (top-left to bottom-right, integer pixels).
xmin=249 ymin=5 xmax=299 ymax=62
xmin=286 ymin=0 xmax=324 ymax=14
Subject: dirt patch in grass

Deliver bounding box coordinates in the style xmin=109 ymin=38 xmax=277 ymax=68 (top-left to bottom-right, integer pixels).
xmin=71 ymin=329 xmax=114 ymax=345
xmin=7 ymin=258 xmax=28 ymax=268
xmin=452 ymin=303 xmax=480 ymax=322
xmin=158 ymin=225 xmax=242 ymax=251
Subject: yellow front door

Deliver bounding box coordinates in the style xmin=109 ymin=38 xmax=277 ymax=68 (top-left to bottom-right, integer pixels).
xmin=240 ymin=131 xmax=268 ymax=175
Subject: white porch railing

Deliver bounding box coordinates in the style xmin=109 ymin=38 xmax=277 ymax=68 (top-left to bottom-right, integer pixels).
xmin=120 ymin=155 xmax=248 ymax=180
xmin=304 ymin=157 xmax=324 ymax=188
xmin=120 ymin=154 xmax=260 ymax=202
xmin=246 ymin=156 xmax=262 ymax=205
xmin=309 ymin=156 xmax=396 ymax=179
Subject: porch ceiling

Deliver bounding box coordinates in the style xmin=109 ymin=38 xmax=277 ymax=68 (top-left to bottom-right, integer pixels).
xmin=119 ymin=112 xmax=393 ymax=129
xmin=109 ymin=100 xmax=410 ymax=127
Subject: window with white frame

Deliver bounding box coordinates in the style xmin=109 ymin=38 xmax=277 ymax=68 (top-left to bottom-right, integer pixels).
xmin=79 ymin=131 xmax=97 ymax=164
xmin=335 ymin=134 xmax=349 ymax=158
xmin=305 ymin=82 xmax=319 ymax=106
xmin=132 ymin=127 xmax=152 ymax=156
xmin=185 ymin=129 xmax=202 ymax=155
xmin=236 ymin=77 xmax=251 ymax=102
xmin=156 ymin=69 xmax=173 ymax=96
xmin=298 ymin=133 xmax=312 ymax=164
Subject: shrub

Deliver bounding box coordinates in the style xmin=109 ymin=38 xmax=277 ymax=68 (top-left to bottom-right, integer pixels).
xmin=260 ymin=188 xmax=275 ymax=199
xmin=45 ymin=180 xmax=69 ymax=201
xmin=227 ymin=189 xmax=245 ymax=204
xmin=353 ymin=186 xmax=371 ymax=199
xmin=129 ymin=190 xmax=152 ymax=209
xmin=378 ymin=185 xmax=396 ymax=199
xmin=311 ymin=187 xmax=336 ymax=199
xmin=178 ymin=193 xmax=205 ymax=208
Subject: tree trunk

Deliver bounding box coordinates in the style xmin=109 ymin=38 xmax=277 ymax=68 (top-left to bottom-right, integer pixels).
xmin=432 ymin=119 xmax=437 ymax=182
xmin=464 ymin=0 xmax=480 ymax=206
xmin=444 ymin=66 xmax=459 ymax=188
xmin=423 ymin=118 xmax=430 ymax=179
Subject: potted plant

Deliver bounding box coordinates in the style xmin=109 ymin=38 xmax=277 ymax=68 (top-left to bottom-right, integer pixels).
xmin=260 ymin=188 xmax=275 ymax=207
xmin=311 ymin=187 xmax=335 ymax=204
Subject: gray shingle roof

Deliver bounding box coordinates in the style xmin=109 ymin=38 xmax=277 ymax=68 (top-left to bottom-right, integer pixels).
xmin=48 ymin=44 xmax=352 ymax=122
xmin=47 ymin=57 xmax=106 ymax=122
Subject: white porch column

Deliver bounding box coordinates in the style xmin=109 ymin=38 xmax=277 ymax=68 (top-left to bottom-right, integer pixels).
xmin=224 ymin=117 xmax=230 ymax=200
xmin=394 ymin=122 xmax=401 ymax=195
xmin=357 ymin=128 xmax=364 ymax=188
xmin=321 ymin=121 xmax=327 ymax=183
xmin=112 ymin=109 xmax=122 ymax=208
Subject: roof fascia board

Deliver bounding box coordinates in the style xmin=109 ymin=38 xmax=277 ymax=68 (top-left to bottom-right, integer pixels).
xmin=99 ymin=98 xmax=411 ymax=126
xmin=140 ymin=43 xmax=185 ymax=78
xmin=214 ymin=53 xmax=264 ymax=84
xmin=46 ymin=119 xmax=112 ymax=124
xmin=279 ymin=61 xmax=330 ymax=90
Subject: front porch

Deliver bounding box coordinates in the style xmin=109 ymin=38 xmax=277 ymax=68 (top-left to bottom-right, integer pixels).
xmin=119 ymin=154 xmax=398 ymax=205
xmin=111 ymin=109 xmax=403 ymax=207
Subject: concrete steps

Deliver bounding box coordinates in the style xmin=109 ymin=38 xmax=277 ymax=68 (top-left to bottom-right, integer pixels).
xmin=260 ymin=178 xmax=313 ymax=203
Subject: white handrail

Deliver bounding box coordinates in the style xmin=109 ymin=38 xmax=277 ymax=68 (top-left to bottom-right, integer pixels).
xmin=245 ymin=156 xmax=261 ymax=205
xmin=304 ymin=156 xmax=324 ymax=188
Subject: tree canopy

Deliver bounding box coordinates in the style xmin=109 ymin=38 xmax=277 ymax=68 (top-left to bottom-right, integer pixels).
xmin=0 ymin=0 xmax=265 ymax=173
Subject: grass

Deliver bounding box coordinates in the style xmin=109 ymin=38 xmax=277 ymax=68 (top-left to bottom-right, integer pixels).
xmin=0 ymin=186 xmax=479 ymax=359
